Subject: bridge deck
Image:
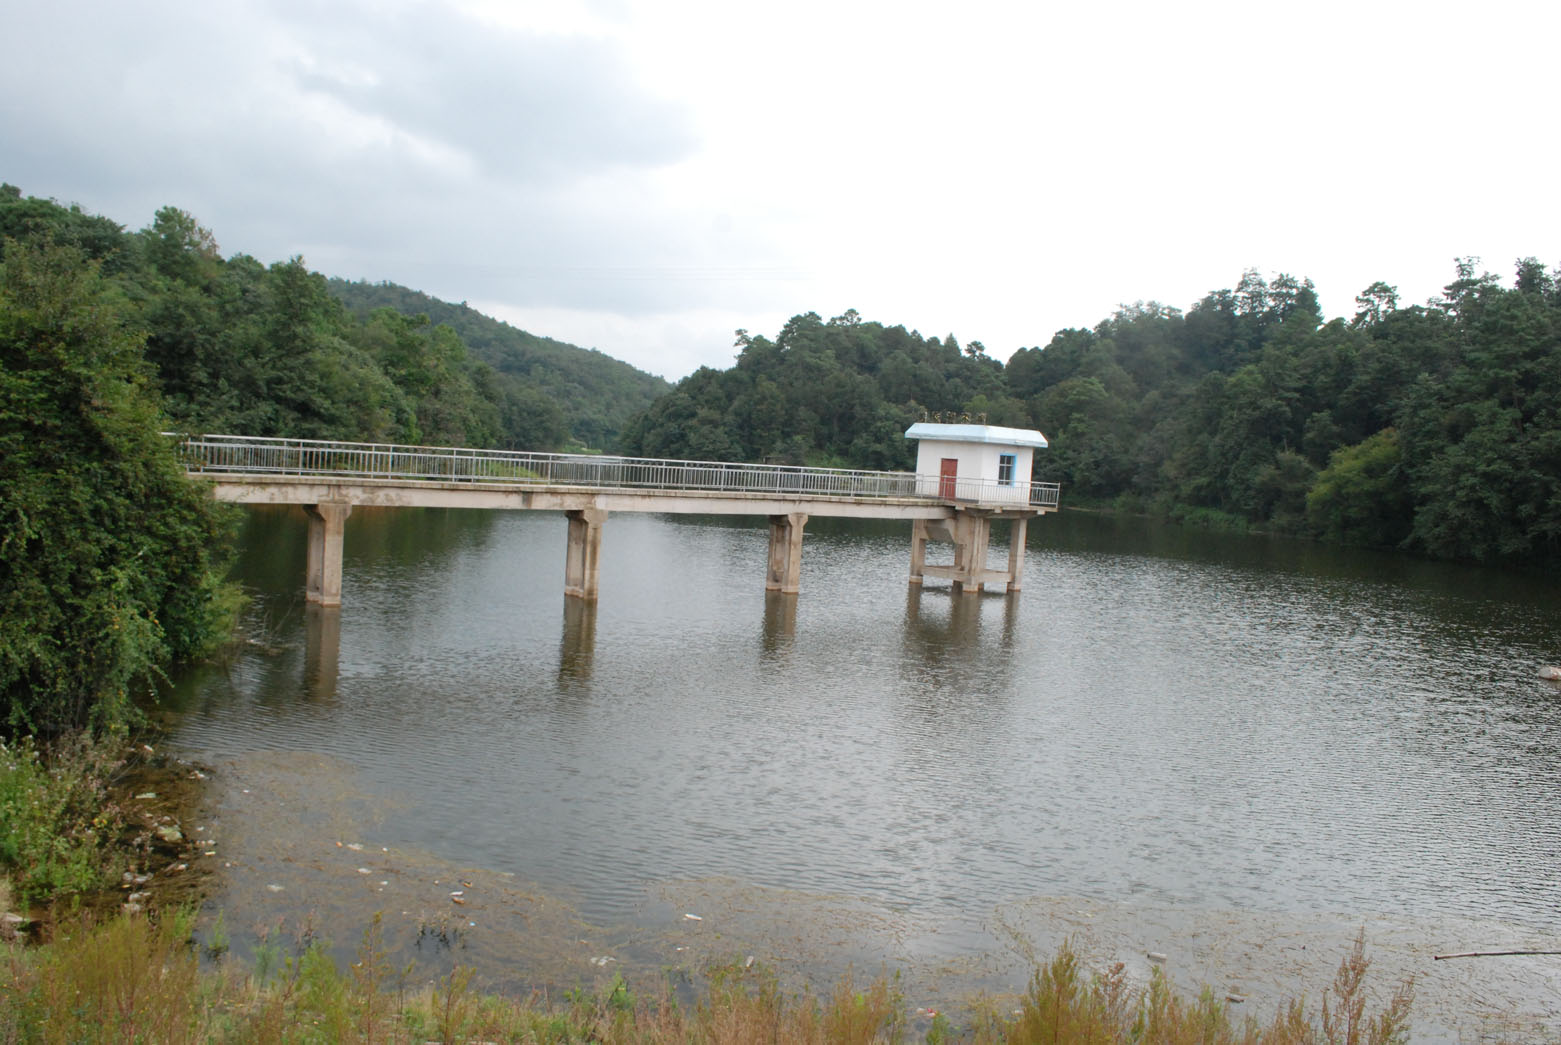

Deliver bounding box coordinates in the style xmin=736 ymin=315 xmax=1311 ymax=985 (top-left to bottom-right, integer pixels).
xmin=201 ymin=474 xmax=960 ymax=520
xmin=174 ymin=434 xmax=1060 ymax=605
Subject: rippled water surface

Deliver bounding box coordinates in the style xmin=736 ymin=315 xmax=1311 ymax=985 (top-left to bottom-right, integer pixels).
xmin=167 ymin=507 xmax=1561 ymax=937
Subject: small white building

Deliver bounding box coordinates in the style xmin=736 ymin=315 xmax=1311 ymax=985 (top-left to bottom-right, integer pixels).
xmin=904 ymin=422 xmax=1049 ymax=506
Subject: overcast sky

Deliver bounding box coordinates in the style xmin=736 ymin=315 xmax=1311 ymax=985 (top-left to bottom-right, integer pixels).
xmin=5 ymin=0 xmax=1556 ymax=379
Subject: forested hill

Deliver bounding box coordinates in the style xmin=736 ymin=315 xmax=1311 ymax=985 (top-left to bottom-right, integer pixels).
xmin=0 ymin=185 xmax=661 ymax=452
xmin=4 ymin=178 xmax=1557 ymax=568
xmin=619 ymin=311 xmax=1013 ymax=471
xmin=622 ymin=262 xmax=1561 ymax=570
xmin=329 ymin=279 xmax=669 ymax=450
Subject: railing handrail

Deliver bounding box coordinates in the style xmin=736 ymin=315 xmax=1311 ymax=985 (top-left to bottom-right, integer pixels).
xmin=168 ymin=433 xmax=1061 ymax=509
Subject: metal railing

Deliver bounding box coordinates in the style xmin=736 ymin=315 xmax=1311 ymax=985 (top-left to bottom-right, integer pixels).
xmin=171 ymin=434 xmax=1061 ymax=510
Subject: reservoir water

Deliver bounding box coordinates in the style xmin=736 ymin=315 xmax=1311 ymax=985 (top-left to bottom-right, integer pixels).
xmin=163 ymin=506 xmax=1561 ymax=1033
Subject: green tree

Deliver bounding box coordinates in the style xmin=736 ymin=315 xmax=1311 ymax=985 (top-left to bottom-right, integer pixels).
xmin=0 ymin=239 xmax=237 ymax=736
xmin=1305 ymin=429 xmax=1412 ymax=547
xmin=1352 ymin=281 xmax=1399 ymax=327
xmin=329 ymin=277 xmax=669 ymax=449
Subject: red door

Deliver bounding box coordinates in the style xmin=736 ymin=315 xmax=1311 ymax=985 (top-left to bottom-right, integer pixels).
xmin=939 ymin=458 xmax=958 ymax=499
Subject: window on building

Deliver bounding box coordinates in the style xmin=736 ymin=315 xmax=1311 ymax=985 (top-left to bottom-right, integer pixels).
xmin=998 ymin=453 xmax=1016 ymax=486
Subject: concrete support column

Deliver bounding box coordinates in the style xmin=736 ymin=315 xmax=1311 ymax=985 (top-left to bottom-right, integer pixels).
xmin=954 ymin=511 xmax=992 ymax=593
xmin=1007 ymin=516 xmax=1029 ymax=592
xmin=765 ymin=512 xmax=808 ymax=594
xmin=304 ymin=502 xmax=353 ymax=607
xmin=564 ymin=508 xmax=607 ymax=600
xmin=909 ymin=518 xmax=928 ymax=585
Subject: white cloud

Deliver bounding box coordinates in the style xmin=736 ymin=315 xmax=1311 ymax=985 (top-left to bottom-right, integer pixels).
xmin=4 ymin=0 xmax=1558 ymax=377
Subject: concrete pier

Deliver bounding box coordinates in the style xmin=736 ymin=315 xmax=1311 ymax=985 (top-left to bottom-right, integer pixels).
xmin=303 ymin=501 xmax=352 ymax=606
xmin=564 ymin=507 xmax=607 ymax=600
xmin=766 ymin=512 xmax=808 ymax=594
xmin=911 ymin=510 xmax=1029 ymax=593
xmin=1006 ymin=516 xmax=1028 ymax=592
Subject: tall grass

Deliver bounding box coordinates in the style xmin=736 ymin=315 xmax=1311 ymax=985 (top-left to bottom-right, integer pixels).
xmin=1 ymin=909 xmax=1412 ymax=1044
xmin=973 ymin=934 xmax=1412 ymax=1045
xmin=0 ymin=735 xmax=129 ymax=907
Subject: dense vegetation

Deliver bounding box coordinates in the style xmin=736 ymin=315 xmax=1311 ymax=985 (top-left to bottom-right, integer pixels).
xmin=330 ymin=278 xmax=670 ymax=450
xmin=623 ymin=263 xmax=1561 ymax=569
xmin=0 ymin=183 xmax=660 ymax=736
xmin=1012 ymin=262 xmax=1561 ymax=565
xmin=0 ymin=185 xmax=665 ymax=454
xmin=0 ymin=234 xmax=239 ymax=736
xmin=620 ymin=310 xmax=1014 ymax=470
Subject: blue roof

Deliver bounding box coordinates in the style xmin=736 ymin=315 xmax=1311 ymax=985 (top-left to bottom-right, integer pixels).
xmin=904 ymin=422 xmax=1048 ymax=449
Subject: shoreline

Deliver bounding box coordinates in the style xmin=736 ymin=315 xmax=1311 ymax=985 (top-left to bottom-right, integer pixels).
xmin=176 ymin=748 xmax=1561 ymax=1042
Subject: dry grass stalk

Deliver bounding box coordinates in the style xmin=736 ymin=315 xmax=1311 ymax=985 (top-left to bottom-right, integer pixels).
xmin=0 ymin=909 xmax=1415 ymax=1044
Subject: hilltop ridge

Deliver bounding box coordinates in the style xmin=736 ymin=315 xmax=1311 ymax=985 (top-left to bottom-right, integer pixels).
xmin=329 ymin=279 xmax=670 ymax=450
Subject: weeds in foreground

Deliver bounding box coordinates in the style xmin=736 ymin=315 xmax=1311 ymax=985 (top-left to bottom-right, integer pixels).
xmin=973 ymin=931 xmax=1411 ymax=1045
xmin=0 ymin=734 xmax=129 ymax=906
xmin=0 ymin=908 xmax=1412 ymax=1044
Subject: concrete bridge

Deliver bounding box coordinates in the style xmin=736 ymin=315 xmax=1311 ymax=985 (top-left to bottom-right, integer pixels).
xmin=174 ymin=434 xmax=1061 ymax=607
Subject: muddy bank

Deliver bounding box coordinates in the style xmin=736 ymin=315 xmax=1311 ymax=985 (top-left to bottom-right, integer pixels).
xmin=179 ymin=749 xmax=1561 ymax=1042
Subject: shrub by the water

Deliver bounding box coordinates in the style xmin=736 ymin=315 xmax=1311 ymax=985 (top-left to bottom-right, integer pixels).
xmin=0 ymin=735 xmax=129 ymax=907
xmin=0 ymin=237 xmax=240 ymax=737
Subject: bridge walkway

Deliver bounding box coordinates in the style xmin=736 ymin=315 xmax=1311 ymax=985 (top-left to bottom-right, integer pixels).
xmin=175 ymin=435 xmax=1060 ymax=606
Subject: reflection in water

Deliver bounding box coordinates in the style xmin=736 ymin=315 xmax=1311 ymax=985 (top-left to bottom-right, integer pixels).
xmin=998 ymin=590 xmax=1019 ymax=652
xmin=345 ymin=504 xmax=502 ymax=566
xmin=558 ymin=598 xmax=597 ymax=690
xmin=900 ymin=585 xmax=1019 ymax=672
xmin=302 ymin=604 xmax=341 ymax=701
xmin=761 ymin=591 xmax=797 ymax=659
